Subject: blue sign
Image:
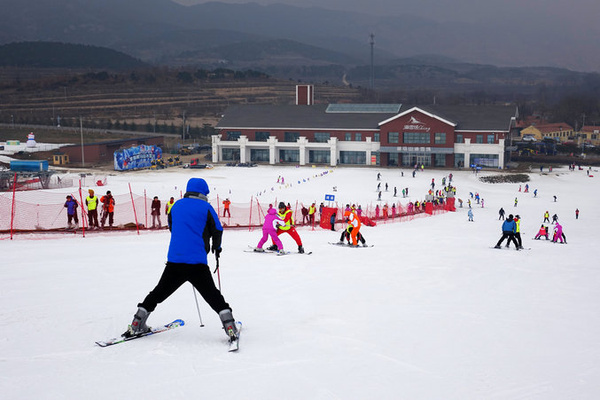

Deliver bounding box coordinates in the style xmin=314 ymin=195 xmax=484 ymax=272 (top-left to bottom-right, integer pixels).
xmin=114 ymin=145 xmax=162 ymax=171
xmin=325 ymin=194 xmax=335 ymax=201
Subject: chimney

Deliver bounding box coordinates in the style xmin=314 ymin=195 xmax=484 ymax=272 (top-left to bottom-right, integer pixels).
xmin=296 ymin=84 xmax=314 ymax=105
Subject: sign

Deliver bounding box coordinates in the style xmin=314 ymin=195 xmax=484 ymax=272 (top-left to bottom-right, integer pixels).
xmin=403 ymin=116 xmax=431 ymax=132
xmin=114 ymin=145 xmax=162 ymax=171
xmin=325 ymin=194 xmax=335 ymax=201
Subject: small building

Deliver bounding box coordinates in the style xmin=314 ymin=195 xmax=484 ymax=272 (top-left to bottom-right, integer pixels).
xmin=579 ymin=126 xmax=600 ymax=146
xmin=212 ymin=85 xmax=518 ymax=169
xmin=520 ymin=123 xmax=574 ymax=142
xmin=52 ymin=153 xmax=70 ymax=165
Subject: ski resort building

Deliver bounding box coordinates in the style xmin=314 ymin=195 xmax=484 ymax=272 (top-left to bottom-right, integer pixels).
xmin=212 ymin=85 xmax=518 ymax=169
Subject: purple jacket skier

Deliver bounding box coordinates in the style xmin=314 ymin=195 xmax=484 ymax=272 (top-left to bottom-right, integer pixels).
xmin=256 ymin=208 xmax=284 ymax=251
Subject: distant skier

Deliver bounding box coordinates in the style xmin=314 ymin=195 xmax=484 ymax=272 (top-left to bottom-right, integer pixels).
xmin=543 ymin=211 xmax=550 ymax=223
xmin=64 ymin=195 xmax=79 ymax=229
xmin=468 ymin=209 xmax=474 ymax=222
xmin=498 ymin=207 xmax=505 ymax=220
xmin=575 ymin=208 xmax=579 ymax=219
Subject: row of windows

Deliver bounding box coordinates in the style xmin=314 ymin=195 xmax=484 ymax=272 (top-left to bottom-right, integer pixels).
xmin=226 ymin=131 xmax=379 ymax=142
xmin=226 ymin=131 xmax=497 ymax=144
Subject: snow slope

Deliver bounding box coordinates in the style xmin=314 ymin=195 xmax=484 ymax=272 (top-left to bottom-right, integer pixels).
xmin=1 ymin=165 xmax=599 ymax=400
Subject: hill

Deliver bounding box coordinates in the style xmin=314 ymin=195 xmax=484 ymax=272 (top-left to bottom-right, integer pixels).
xmin=0 ymin=42 xmax=148 ymax=70
xmin=0 ymin=0 xmax=598 ymax=73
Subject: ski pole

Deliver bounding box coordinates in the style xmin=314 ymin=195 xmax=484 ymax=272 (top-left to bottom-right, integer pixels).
xmin=213 ymin=255 xmax=222 ymax=292
xmin=191 ymin=285 xmax=204 ymax=327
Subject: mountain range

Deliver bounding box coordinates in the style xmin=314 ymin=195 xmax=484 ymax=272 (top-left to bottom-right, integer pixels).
xmin=0 ymin=0 xmax=598 ymax=75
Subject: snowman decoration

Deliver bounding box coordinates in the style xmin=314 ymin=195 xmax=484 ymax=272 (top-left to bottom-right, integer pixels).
xmin=26 ymin=132 xmax=37 ymax=148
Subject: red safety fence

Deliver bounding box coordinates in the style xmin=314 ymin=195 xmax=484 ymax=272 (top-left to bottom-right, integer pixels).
xmin=1 ymin=185 xmax=451 ymax=240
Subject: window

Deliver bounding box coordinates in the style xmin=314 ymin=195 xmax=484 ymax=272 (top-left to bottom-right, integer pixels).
xmin=279 ymin=149 xmax=299 ymax=163
xmin=388 ymin=132 xmax=399 ymax=144
xmin=487 ymin=134 xmax=495 ymax=144
xmin=355 ymin=133 xmax=362 ymax=141
xmin=339 ymin=151 xmax=366 ymax=164
xmin=250 ymin=149 xmax=269 ymax=162
xmin=255 ymin=131 xmax=270 ymax=141
xmin=226 ymin=131 xmax=241 ymax=141
xmin=374 ymin=133 xmax=380 ymax=142
xmin=434 ymin=154 xmax=446 ymax=167
xmin=476 ymin=135 xmax=483 ymax=144
xmin=455 ymin=134 xmax=463 ymax=143
xmin=314 ymin=132 xmax=330 ymax=143
xmin=471 ymin=154 xmax=499 ymax=168
xmin=345 ymin=133 xmax=352 ymax=141
xmin=222 ymin=148 xmax=240 ymax=161
xmin=403 ymin=132 xmax=430 ymax=144
xmin=434 ymin=133 xmax=446 ymax=144
xmin=309 ymin=150 xmax=330 ymax=164
xmin=284 ymin=132 xmax=300 ymax=142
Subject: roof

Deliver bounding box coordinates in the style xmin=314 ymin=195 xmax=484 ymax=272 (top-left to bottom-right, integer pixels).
xmin=525 ymin=123 xmax=574 ymax=134
xmin=216 ymin=104 xmax=518 ymax=132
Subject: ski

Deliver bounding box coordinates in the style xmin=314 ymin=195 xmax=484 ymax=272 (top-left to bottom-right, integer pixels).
xmin=228 ymin=321 xmax=243 ymax=352
xmin=245 ymin=246 xmax=312 ymax=255
xmin=328 ymin=242 xmax=373 ymax=248
xmin=490 ymin=246 xmax=531 ymax=251
xmin=95 ymin=319 xmax=185 ymax=347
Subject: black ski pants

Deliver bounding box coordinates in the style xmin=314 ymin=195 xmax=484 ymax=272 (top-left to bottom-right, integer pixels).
xmin=496 ymin=231 xmax=519 ymax=248
xmin=139 ymin=261 xmax=230 ymax=314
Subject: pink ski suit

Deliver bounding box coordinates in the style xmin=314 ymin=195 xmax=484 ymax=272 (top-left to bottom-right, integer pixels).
xmin=553 ymin=222 xmax=564 ymax=243
xmin=257 ymin=208 xmax=284 ymax=250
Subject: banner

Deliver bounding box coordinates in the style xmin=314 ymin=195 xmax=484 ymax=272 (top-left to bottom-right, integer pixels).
xmin=114 ymin=145 xmax=162 ymax=171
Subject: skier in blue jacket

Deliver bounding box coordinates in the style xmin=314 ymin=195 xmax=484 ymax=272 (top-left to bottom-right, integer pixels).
xmin=494 ymin=214 xmax=519 ymax=250
xmin=124 ymin=178 xmax=238 ymax=341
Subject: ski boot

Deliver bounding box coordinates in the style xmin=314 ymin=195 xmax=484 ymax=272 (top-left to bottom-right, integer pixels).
xmin=219 ymin=309 xmax=238 ymax=340
xmin=123 ymin=307 xmax=151 ymax=338
xmin=266 ymin=244 xmax=278 ymax=251
xmin=494 ymin=245 xmax=501 ymax=249
xmin=298 ymin=245 xmax=304 ymax=254
xmin=254 ymin=247 xmax=265 ymax=252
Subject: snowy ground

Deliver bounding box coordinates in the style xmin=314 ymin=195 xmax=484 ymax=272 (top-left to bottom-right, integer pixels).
xmin=1 ymin=164 xmax=599 ymax=399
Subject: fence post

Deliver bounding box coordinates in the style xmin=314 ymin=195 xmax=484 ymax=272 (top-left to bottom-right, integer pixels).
xmin=144 ymin=189 xmax=148 ymax=229
xmin=128 ymin=183 xmax=140 ymax=235
xmin=10 ymin=173 xmax=17 ymax=240
xmin=248 ymin=196 xmax=253 ymax=231
xmin=78 ymin=180 xmax=86 ymax=237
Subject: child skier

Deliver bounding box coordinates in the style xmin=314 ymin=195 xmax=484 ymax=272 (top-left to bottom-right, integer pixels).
xmin=255 ymin=207 xmax=285 ymax=253
xmin=552 ymin=222 xmax=567 ymax=244
xmin=534 ymin=225 xmax=549 ymax=240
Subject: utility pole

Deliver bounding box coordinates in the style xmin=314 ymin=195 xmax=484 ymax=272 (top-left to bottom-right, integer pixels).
xmin=80 ymin=116 xmax=85 ymax=167
xmin=369 ymin=33 xmax=375 ymax=90
xmin=182 ymin=110 xmax=186 ymax=141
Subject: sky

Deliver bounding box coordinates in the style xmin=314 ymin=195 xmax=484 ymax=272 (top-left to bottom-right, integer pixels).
xmin=2 ymin=160 xmax=600 ymax=399
xmin=173 ymin=0 xmax=599 ymax=26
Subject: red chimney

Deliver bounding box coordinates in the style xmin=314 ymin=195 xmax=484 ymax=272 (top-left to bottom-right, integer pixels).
xmin=296 ymin=84 xmax=314 ymax=105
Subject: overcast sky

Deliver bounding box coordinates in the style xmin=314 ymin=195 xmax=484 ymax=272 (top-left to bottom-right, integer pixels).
xmin=173 ymin=0 xmax=599 ymax=26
